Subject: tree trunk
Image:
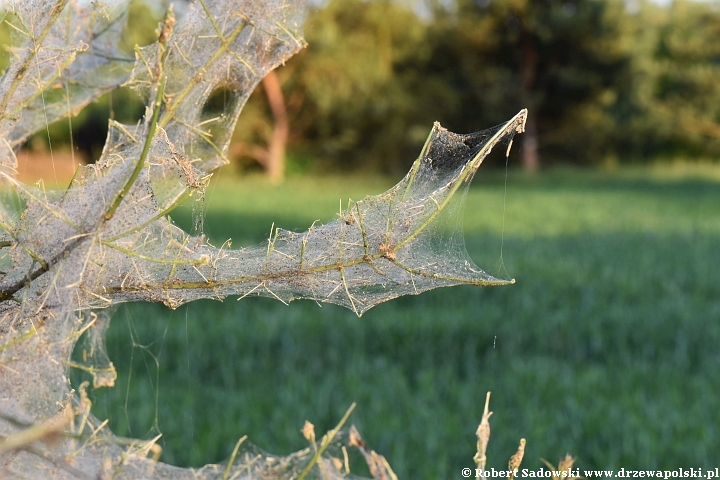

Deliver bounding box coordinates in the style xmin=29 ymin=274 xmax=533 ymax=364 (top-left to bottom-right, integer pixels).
xmin=522 ymin=112 xmax=539 ymax=171
xmin=262 ymin=70 xmax=289 ymax=183
xmin=520 ymin=34 xmax=539 ymax=171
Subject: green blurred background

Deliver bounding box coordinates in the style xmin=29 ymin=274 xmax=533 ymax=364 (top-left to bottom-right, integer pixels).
xmin=3 ymin=0 xmax=720 ymax=477
xmin=73 ymin=169 xmax=720 ymax=477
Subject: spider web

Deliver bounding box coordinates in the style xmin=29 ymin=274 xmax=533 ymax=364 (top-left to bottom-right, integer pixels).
xmin=0 ymin=0 xmax=525 ymax=477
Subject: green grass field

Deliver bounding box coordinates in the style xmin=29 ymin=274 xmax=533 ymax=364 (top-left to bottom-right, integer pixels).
xmin=72 ymin=166 xmax=720 ymax=478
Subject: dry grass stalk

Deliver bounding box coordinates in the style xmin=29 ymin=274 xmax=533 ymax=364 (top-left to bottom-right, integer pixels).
xmin=302 ymin=421 xmax=317 ymax=448
xmin=296 ymin=403 xmax=355 ymax=480
xmin=557 ymin=454 xmax=576 ymax=472
xmin=508 ymin=438 xmax=526 ymax=480
xmin=474 ymin=391 xmax=493 ymax=476
xmin=541 ymin=454 xmax=582 ymax=479
xmin=349 ymin=425 xmax=399 ymax=480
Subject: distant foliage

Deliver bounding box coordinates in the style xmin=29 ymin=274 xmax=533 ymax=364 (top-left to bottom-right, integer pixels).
xmin=6 ymin=0 xmax=720 ymax=174
xmin=236 ymin=0 xmax=720 ymax=173
xmin=616 ymin=1 xmax=720 ymax=159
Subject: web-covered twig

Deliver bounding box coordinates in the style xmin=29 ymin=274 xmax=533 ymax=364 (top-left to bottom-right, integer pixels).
xmin=0 ymin=0 xmax=524 ymax=478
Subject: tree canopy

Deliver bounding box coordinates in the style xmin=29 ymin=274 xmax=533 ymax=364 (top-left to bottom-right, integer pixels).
xmin=7 ymin=0 xmax=720 ymax=175
xmin=228 ymin=0 xmax=720 ymax=174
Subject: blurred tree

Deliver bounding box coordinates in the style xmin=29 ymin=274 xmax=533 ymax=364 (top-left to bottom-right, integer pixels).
xmin=229 ymin=70 xmax=289 ymax=182
xmin=615 ymin=0 xmax=720 ymax=160
xmin=439 ymin=0 xmax=634 ymax=169
xmin=236 ymin=0 xmax=637 ymax=173
xmin=7 ymin=0 xmax=720 ymax=174
xmin=232 ymin=0 xmax=434 ymax=175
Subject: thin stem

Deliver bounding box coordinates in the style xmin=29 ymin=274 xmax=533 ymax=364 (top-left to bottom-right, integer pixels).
xmin=297 ymin=403 xmax=356 ymax=480
xmin=63 ymin=361 xmax=115 ymax=375
xmin=197 ymin=0 xmax=225 ymax=42
xmin=0 ymin=320 xmax=44 ymax=353
xmin=100 ymin=240 xmax=209 ymax=266
xmin=104 ymin=189 xmax=194 ymax=242
xmin=99 ymin=253 xmax=374 ymax=294
xmin=221 ymin=436 xmax=247 ymax=480
xmin=389 ymin=259 xmax=514 ymax=286
xmin=0 ymin=233 xmax=87 ymax=300
xmin=265 ymin=223 xmax=276 ymax=259
xmin=384 ymin=196 xmax=393 ymax=242
xmin=23 ymin=247 xmax=48 ymax=271
xmin=174 ymin=117 xmax=228 ymax=161
xmin=97 ymin=238 xmax=512 ymax=297
xmin=339 ymin=267 xmax=358 ymax=315
xmin=400 ymin=122 xmax=436 ymax=201
xmin=103 ymin=75 xmax=166 ymax=220
xmin=273 ymin=20 xmax=304 ymax=47
xmin=355 ymin=203 xmax=369 ymax=257
xmin=166 ymin=235 xmax=191 ymax=281
xmin=104 ymin=7 xmax=176 ymax=220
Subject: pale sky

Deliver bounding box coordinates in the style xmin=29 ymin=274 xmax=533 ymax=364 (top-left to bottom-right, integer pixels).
xmin=649 ymin=0 xmax=719 ymax=3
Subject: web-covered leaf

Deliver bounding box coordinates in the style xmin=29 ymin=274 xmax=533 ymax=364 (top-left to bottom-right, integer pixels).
xmin=0 ymin=0 xmax=525 ymax=477
xmin=89 ymin=111 xmax=526 ymax=315
xmin=125 ymin=0 xmax=306 ymax=173
xmin=0 ymin=0 xmax=136 ymax=152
